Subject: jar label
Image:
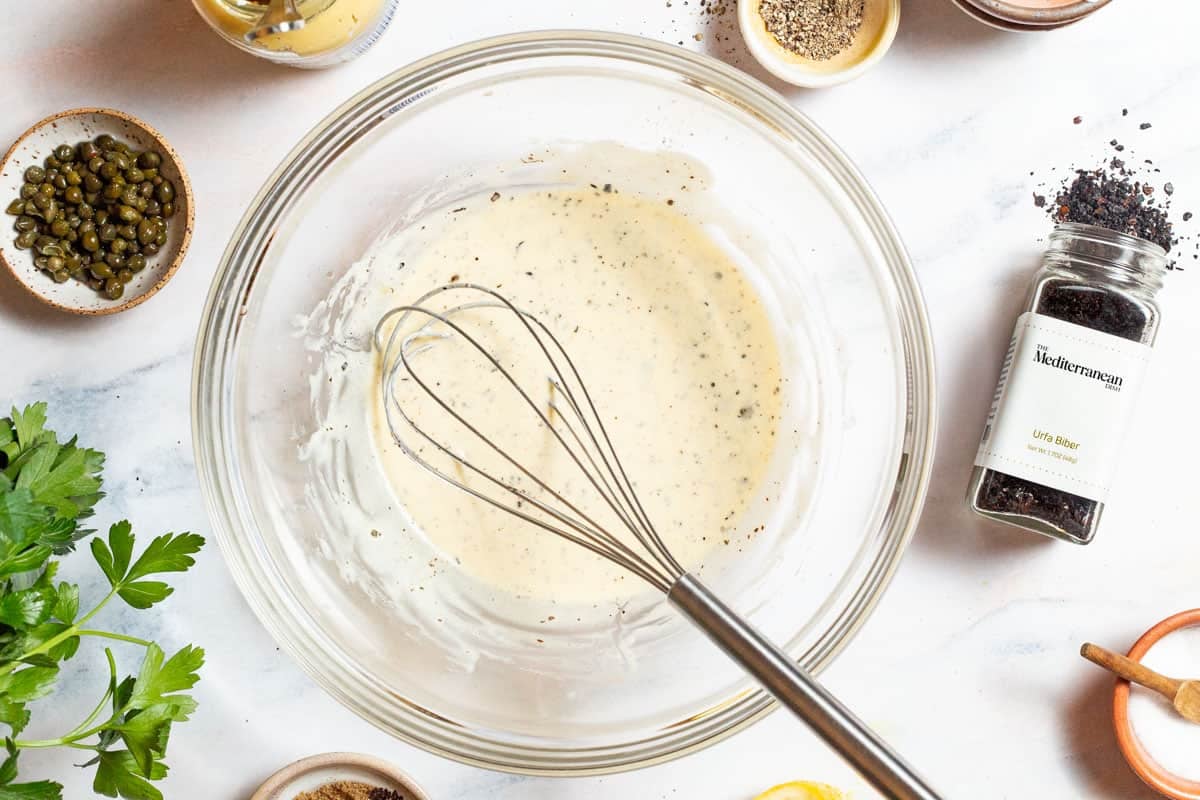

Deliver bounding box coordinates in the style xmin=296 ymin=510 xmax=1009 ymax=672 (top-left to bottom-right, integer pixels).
xmin=975 ymin=312 xmax=1151 ymax=501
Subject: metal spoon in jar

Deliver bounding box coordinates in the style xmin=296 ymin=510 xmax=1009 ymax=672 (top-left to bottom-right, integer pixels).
xmin=245 ymin=0 xmax=305 ymax=43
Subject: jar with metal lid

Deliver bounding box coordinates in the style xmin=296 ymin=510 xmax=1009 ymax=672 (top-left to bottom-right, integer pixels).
xmin=968 ymin=222 xmax=1166 ymax=544
xmin=192 ymin=0 xmax=397 ymax=68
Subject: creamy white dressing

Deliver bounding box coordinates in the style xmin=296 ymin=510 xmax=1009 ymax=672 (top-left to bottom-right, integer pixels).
xmin=369 ymin=186 xmax=783 ymax=603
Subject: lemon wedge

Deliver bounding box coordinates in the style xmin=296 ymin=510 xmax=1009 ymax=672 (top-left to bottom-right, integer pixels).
xmin=754 ymin=781 xmax=846 ymax=800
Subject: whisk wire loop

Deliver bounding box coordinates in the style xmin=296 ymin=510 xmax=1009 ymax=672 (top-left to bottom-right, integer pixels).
xmin=375 ymin=284 xmax=682 ymax=591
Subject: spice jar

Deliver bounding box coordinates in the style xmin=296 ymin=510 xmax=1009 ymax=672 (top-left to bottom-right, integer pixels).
xmin=968 ymin=222 xmax=1166 ymax=544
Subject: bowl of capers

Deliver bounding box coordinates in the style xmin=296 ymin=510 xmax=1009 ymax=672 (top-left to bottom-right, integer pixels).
xmin=0 ymin=108 xmax=192 ymax=314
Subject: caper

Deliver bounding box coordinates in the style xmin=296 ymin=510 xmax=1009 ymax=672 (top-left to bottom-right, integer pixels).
xmin=79 ymin=220 xmax=95 ymax=234
xmin=52 ymin=270 xmax=70 ymax=284
xmin=116 ymin=268 xmax=133 ymax=284
xmin=38 ymin=243 xmax=64 ymax=258
xmin=32 ymin=194 xmax=51 ymax=211
xmin=50 ymin=219 xmax=70 ymax=237
xmin=118 ymin=224 xmax=137 ymax=240
xmin=151 ymin=175 xmax=163 ymax=187
xmin=19 ymin=184 xmax=37 ymax=200
xmin=156 ymin=181 xmax=175 ymax=203
xmin=127 ymin=253 xmax=146 ymax=273
xmin=94 ymin=209 xmax=109 ymax=225
xmin=112 ymin=154 xmax=130 ymax=171
xmin=144 ymin=200 xmax=161 ymax=216
xmin=104 ymin=252 xmax=124 ymax=270
xmin=141 ymin=167 xmax=159 ymax=181
xmin=83 ymin=173 xmax=102 ymax=193
xmin=51 ymin=174 xmax=67 ymax=190
xmin=65 ymin=256 xmax=81 ymax=271
xmin=102 ymin=183 xmax=123 ymax=201
xmin=13 ymin=216 xmax=35 ymax=232
xmin=99 ymin=162 xmax=118 ymax=179
xmin=43 ymin=155 xmax=61 ymax=170
xmin=111 ymin=238 xmax=128 ymax=254
xmin=95 ymin=134 xmax=116 ymax=150
xmin=78 ymin=203 xmax=94 ymax=221
xmin=14 ymin=230 xmax=36 ymax=249
xmin=139 ymin=182 xmax=154 ymax=198
xmin=46 ymin=255 xmax=64 ymax=272
xmin=125 ymin=168 xmax=145 ymax=184
xmin=38 ymin=183 xmax=55 ymax=197
xmin=162 ymin=202 xmax=175 ymax=218
xmin=104 ymin=278 xmax=124 ymax=300
xmin=84 ymin=192 xmax=100 ymax=205
xmin=65 ymin=169 xmax=82 ymax=186
xmin=81 ymin=230 xmax=99 ymax=251
xmin=121 ymin=187 xmax=140 ymax=206
xmin=138 ymin=152 xmax=161 ymax=169
xmin=64 ymin=186 xmax=83 ymax=205
xmin=90 ymin=262 xmax=113 ymax=279
xmin=117 ymin=205 xmax=140 ymax=223
xmin=54 ymin=144 xmax=74 ymax=162
xmin=143 ymin=242 xmax=160 ymax=256
xmin=79 ymin=141 xmax=100 ymax=161
xmin=88 ymin=156 xmax=104 ymax=173
xmin=24 ymin=166 xmax=45 ymax=184
xmin=136 ymin=219 xmax=155 ymax=244
xmin=98 ymin=224 xmax=117 ymax=242
xmin=34 ymin=256 xmax=49 ymax=270
xmin=154 ymin=230 xmax=166 ymax=246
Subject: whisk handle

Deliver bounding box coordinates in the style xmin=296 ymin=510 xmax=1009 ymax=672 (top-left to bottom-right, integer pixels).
xmin=668 ymin=573 xmax=944 ymax=800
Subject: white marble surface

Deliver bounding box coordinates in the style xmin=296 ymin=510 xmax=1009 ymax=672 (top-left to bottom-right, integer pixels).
xmin=4 ymin=1 xmax=1199 ymax=797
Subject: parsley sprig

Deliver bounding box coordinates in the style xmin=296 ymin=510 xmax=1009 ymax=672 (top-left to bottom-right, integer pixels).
xmin=0 ymin=403 xmax=204 ymax=800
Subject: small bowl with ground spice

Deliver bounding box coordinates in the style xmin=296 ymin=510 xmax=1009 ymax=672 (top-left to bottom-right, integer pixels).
xmin=738 ymin=0 xmax=899 ymax=88
xmin=250 ymin=753 xmax=430 ymax=800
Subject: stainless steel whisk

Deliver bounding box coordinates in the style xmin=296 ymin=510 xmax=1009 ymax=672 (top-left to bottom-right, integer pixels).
xmin=375 ymin=284 xmax=943 ymax=800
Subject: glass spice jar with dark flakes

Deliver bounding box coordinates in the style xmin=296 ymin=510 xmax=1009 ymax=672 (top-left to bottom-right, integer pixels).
xmin=968 ymin=223 xmax=1166 ymax=544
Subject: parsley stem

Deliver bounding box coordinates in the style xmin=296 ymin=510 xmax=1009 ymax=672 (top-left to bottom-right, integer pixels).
xmin=0 ymin=588 xmax=118 ymax=678
xmin=10 ymin=738 xmax=97 ymax=751
xmin=77 ymin=629 xmax=151 ymax=647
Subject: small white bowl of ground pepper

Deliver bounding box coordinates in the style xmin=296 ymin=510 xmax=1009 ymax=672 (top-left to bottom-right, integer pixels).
xmin=739 ymin=0 xmax=899 ymax=88
xmin=251 ymin=753 xmax=430 ymax=800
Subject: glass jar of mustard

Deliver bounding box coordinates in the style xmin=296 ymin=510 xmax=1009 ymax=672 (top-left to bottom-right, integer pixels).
xmin=191 ymin=0 xmax=397 ymax=68
xmin=968 ymin=222 xmax=1166 ymax=544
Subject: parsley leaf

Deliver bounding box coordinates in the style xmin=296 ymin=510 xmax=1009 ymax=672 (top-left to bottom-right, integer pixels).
xmin=128 ymin=645 xmax=204 ymax=710
xmin=0 ymin=405 xmax=202 ymax=797
xmin=92 ymin=750 xmax=166 ymax=800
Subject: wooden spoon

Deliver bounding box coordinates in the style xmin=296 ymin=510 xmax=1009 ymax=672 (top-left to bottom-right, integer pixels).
xmin=1082 ymin=642 xmax=1200 ymax=723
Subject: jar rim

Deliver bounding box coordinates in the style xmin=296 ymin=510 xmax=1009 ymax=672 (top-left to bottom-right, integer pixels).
xmin=1047 ymin=222 xmax=1168 ymax=288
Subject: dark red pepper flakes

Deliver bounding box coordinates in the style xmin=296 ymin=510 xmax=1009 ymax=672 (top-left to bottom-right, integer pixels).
xmin=1073 ymin=115 xmax=1083 ymax=125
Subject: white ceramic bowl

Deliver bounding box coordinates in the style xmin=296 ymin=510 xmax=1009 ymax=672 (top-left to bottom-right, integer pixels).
xmin=738 ymin=0 xmax=900 ymax=88
xmin=0 ymin=108 xmax=193 ymax=315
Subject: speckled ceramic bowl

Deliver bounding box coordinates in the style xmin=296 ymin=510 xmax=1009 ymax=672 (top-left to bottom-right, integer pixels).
xmin=0 ymin=108 xmax=193 ymax=315
xmin=251 ymin=753 xmax=431 ymax=800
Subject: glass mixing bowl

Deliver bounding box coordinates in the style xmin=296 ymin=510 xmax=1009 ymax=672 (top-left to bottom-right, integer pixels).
xmin=193 ymin=32 xmax=936 ymax=774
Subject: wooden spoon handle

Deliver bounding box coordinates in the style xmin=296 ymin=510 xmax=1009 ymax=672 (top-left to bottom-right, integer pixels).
xmin=1081 ymin=642 xmax=1182 ymax=700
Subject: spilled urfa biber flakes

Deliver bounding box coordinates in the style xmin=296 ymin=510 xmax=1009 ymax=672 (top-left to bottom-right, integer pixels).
xmin=1050 ymin=163 xmax=1176 ymax=255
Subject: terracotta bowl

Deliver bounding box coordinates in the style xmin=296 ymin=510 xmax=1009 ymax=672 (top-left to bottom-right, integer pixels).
xmin=1113 ymin=609 xmax=1200 ymax=800
xmin=0 ymin=108 xmax=193 ymax=315
xmin=953 ymin=0 xmax=1110 ymax=30
xmin=250 ymin=753 xmax=431 ymax=800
